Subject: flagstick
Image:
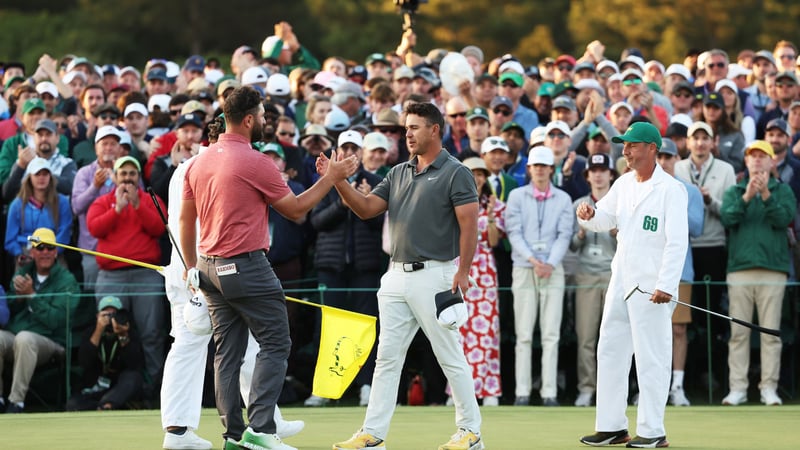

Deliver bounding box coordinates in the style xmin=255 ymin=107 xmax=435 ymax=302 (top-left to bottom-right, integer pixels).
xmin=27 ymin=236 xmax=164 ymax=272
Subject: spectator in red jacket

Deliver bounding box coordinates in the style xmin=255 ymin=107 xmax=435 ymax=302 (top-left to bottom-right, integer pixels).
xmin=87 ymin=155 xmax=166 ymax=392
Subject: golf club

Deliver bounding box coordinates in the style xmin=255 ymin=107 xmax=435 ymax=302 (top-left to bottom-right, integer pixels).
xmin=27 ymin=235 xmax=164 ymax=272
xmin=147 ymin=187 xmax=187 ymax=270
xmin=625 ymin=283 xmax=781 ymax=337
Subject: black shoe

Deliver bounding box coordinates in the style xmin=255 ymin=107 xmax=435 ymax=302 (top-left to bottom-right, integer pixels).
xmin=5 ymin=402 xmax=23 ymax=413
xmin=626 ymin=435 xmax=668 ymax=448
xmin=580 ymin=430 xmax=630 ymax=446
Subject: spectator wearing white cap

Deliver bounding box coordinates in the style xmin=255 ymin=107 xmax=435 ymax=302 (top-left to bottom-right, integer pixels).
xmin=480 ymin=136 xmax=518 ymax=203
xmin=306 ymin=129 xmax=383 ymax=408
xmin=71 ymin=125 xmax=124 ymax=291
xmin=391 ymin=65 xmax=415 ymax=108
xmin=544 ymin=120 xmax=589 ymax=201
xmin=122 ymin=103 xmax=151 ymax=161
xmin=361 ymin=132 xmax=390 ymax=178
xmin=261 ymin=21 xmax=320 ymax=74
xmin=505 ymin=145 xmax=574 ymax=406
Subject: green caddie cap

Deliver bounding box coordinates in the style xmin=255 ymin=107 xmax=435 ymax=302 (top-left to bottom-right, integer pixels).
xmin=611 ymin=122 xmax=662 ymax=149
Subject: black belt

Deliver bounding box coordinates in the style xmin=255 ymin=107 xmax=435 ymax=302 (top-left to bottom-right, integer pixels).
xmin=201 ymin=249 xmax=266 ymax=260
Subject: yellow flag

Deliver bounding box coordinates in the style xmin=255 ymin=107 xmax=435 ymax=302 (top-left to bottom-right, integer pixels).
xmin=312 ymin=306 xmax=377 ymax=399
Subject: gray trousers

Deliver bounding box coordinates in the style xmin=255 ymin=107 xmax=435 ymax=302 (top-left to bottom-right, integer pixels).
xmin=95 ymin=267 xmax=166 ymax=383
xmin=198 ymin=251 xmax=290 ymax=440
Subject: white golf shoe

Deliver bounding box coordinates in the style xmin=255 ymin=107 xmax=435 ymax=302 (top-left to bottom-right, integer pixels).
xmin=163 ymin=429 xmax=212 ymax=450
xmin=359 ymin=384 xmax=371 ymax=406
xmin=303 ymin=394 xmax=329 ymax=407
xmin=574 ymin=391 xmax=593 ymax=407
xmin=276 ymin=419 xmax=305 ymax=439
xmin=760 ymin=388 xmax=782 ymax=405
xmin=722 ymin=390 xmax=747 ymax=406
xmin=669 ymin=386 xmax=690 ymax=406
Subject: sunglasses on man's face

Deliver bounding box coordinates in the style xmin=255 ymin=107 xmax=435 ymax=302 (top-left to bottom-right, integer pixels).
xmin=622 ymin=78 xmax=643 ymax=86
xmin=278 ymin=131 xmax=296 ymax=137
xmin=34 ymin=244 xmax=57 ymax=252
xmin=493 ymin=108 xmax=512 ymax=117
xmin=558 ymin=65 xmax=574 ymax=72
xmin=707 ymin=62 xmax=726 ymax=69
xmin=448 ymin=112 xmax=467 ymax=119
xmin=776 ymin=81 xmax=797 ymax=88
xmin=169 ymin=109 xmax=181 ymax=116
xmin=98 ymin=113 xmax=118 ymax=121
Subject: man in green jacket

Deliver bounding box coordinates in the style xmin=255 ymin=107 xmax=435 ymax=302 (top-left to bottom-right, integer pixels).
xmin=0 ymin=227 xmax=79 ymax=412
xmin=0 ymin=98 xmax=69 ymax=183
xmin=261 ymin=21 xmax=320 ymax=74
xmin=720 ymin=140 xmax=796 ymax=407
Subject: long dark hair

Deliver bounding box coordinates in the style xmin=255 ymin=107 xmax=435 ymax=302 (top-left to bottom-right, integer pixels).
xmin=18 ymin=171 xmax=59 ymax=226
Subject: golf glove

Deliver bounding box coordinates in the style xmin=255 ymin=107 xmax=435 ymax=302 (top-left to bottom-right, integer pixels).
xmin=186 ymin=267 xmax=200 ymax=292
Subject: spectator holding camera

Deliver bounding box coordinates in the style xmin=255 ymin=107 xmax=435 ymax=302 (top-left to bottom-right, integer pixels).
xmin=67 ymin=296 xmax=144 ymax=411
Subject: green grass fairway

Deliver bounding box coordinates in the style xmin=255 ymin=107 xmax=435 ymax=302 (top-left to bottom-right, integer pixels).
xmin=2 ymin=405 xmax=799 ymax=449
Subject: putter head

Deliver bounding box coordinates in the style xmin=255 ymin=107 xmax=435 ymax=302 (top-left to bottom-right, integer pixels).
xmin=624 ymin=284 xmax=639 ymax=301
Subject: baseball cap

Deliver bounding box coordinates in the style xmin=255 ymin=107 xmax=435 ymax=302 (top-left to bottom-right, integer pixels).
xmin=703 ymin=92 xmax=724 ymax=108
xmin=545 ymin=120 xmax=571 ymax=136
xmin=338 ymin=130 xmax=364 ymax=148
xmin=184 ymin=55 xmax=205 ymax=72
xmin=498 ymin=72 xmax=524 ymax=87
xmin=463 ymin=157 xmax=490 ymax=175
xmin=752 ymin=50 xmax=776 ymax=66
xmin=672 ymin=81 xmax=695 ymax=95
xmin=119 ymin=66 xmax=141 ymax=79
xmin=180 ymin=100 xmax=206 ymax=116
xmin=261 ymin=142 xmax=286 ymax=160
xmin=645 ymin=60 xmax=665 ymax=74
xmin=612 ymin=122 xmax=662 ymax=149
xmin=501 ymin=122 xmax=525 ymax=135
xmin=98 ymin=295 xmax=123 ymax=312
xmin=299 ymin=124 xmax=335 ymax=146
xmin=348 ymin=65 xmax=367 ymax=82
xmin=93 ymin=103 xmax=120 ymax=117
xmin=35 ymin=81 xmax=59 ymax=99
xmin=658 ymin=138 xmax=679 ymax=157
xmin=609 ymin=102 xmax=634 ymax=116
xmin=480 ymin=136 xmax=509 ymax=154
xmin=266 ymin=73 xmax=290 ymax=96
xmin=332 ymin=81 xmax=365 ymax=104
xmin=176 ymin=112 xmax=203 ymax=128
xmin=113 ymin=155 xmax=141 ymax=172
xmin=574 ymin=61 xmax=596 ymax=73
xmin=620 ymin=55 xmax=646 ymax=72
xmin=670 ymin=113 xmax=694 ymax=128
xmin=62 ymin=71 xmax=87 ymax=85
xmin=489 ymin=96 xmax=513 ymax=110
xmin=146 ymin=68 xmax=168 ymax=82
xmin=596 ymin=60 xmax=620 ymax=74
xmin=527 ymin=146 xmax=555 ymax=166
xmin=435 ymin=289 xmax=467 ymax=331
xmin=620 ymin=68 xmax=644 ymax=80
xmin=776 ymin=71 xmax=798 ymax=84
xmin=413 ymin=67 xmax=440 ymax=88
xmin=186 ymin=77 xmax=210 ymax=94
xmin=393 ymin=65 xmax=415 ymax=81
xmin=476 ymin=73 xmax=498 ymax=85
xmin=26 ymin=157 xmax=52 ymax=176
xmin=30 ymin=227 xmax=56 ymax=248
xmin=665 ymin=122 xmax=688 ymax=138
xmin=727 ymin=63 xmax=752 ymax=79
xmin=147 ymin=94 xmax=171 ymax=113
xmin=585 ymin=153 xmax=613 ymax=171
xmin=552 ymin=96 xmax=576 ymax=112
xmin=22 ymin=98 xmax=46 ymax=115
xmin=552 ymin=80 xmax=577 ymax=97
xmin=687 ymin=121 xmax=714 ymax=138
xmin=365 ymin=52 xmax=389 ymax=66
xmin=466 ymin=107 xmax=489 ymax=122
xmin=529 ymin=126 xmax=547 ymax=147
xmin=324 ymin=106 xmax=350 ymax=132
xmin=34 ymin=119 xmax=57 ymax=134
xmin=555 ymin=54 xmax=576 ymax=67
xmin=363 ymin=132 xmax=389 ymax=151
xmin=745 ymin=140 xmax=775 ymax=158
xmin=766 ymin=118 xmax=791 ymax=136
xmin=261 ymin=35 xmax=289 ymax=58
xmin=242 ymin=67 xmax=269 ymax=86
xmin=216 ymin=78 xmax=240 ymax=97
xmin=715 ymin=79 xmax=737 ymax=94
xmin=537 ymin=82 xmax=555 ymax=97
xmin=575 ymin=78 xmax=605 ymax=95
xmin=499 ymin=60 xmax=525 ymax=75
xmin=461 ymin=45 xmax=484 ymax=63
xmin=66 ymin=57 xmax=92 ymax=72
xmin=664 ymin=63 xmax=691 ymax=80
xmin=124 ymin=103 xmax=149 ymax=118
xmin=95 ymin=125 xmax=122 ymax=143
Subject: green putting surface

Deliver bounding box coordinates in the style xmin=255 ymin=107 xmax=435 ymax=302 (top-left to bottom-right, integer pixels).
xmin=2 ymin=405 xmax=799 ymax=449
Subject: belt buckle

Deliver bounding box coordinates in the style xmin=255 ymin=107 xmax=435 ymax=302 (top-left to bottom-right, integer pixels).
xmin=402 ymin=262 xmax=424 ymax=272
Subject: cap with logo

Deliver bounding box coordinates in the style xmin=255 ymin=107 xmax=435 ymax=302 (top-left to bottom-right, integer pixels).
xmin=262 ymin=142 xmax=286 ymax=160
xmin=113 ymin=155 xmax=141 ymax=172
xmin=98 ymin=295 xmax=123 ymax=312
xmin=467 ymin=107 xmax=489 ymax=122
xmin=498 ymin=72 xmax=524 ymax=87
xmin=584 ymin=153 xmax=614 ymax=173
xmin=611 ymin=122 xmax=662 ymax=149
xmin=338 ymin=130 xmax=364 ymax=148
xmin=22 ymin=98 xmax=46 ymax=115
xmin=480 ymin=137 xmax=509 ymax=154
xmin=545 ymin=120 xmax=571 ymax=137
xmin=766 ymin=118 xmax=791 ymax=136
xmin=26 ymin=157 xmax=52 ymax=177
xmin=363 ymin=132 xmax=389 ymax=152
xmin=703 ymin=92 xmax=724 ymax=109
xmin=124 ymin=103 xmax=149 ymax=118
xmin=489 ymin=96 xmax=513 ymax=110
xmin=176 ymin=112 xmax=203 ymax=129
xmin=95 ymin=125 xmax=123 ymax=143
xmin=687 ymin=121 xmax=714 ymax=138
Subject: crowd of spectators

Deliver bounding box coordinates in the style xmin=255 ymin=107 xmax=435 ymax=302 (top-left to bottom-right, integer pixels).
xmin=1 ymin=21 xmax=798 ymax=412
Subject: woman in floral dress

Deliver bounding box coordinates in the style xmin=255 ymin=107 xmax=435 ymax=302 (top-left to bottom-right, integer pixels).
xmin=460 ymin=157 xmax=505 ymax=406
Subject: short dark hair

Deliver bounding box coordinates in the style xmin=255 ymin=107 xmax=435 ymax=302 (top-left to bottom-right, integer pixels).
xmin=404 ymin=102 xmax=444 ymax=138
xmin=223 ymin=86 xmax=263 ymax=125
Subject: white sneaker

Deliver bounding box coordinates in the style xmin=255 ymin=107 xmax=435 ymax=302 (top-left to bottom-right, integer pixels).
xmin=359 ymin=384 xmax=371 ymax=406
xmin=482 ymin=396 xmax=499 ymax=406
xmin=669 ymin=386 xmax=691 ymax=406
xmin=240 ymin=427 xmax=297 ymax=450
xmin=163 ymin=430 xmax=212 ymax=450
xmin=574 ymin=391 xmax=593 ymax=407
xmin=276 ymin=419 xmax=305 ymax=439
xmin=303 ymin=395 xmax=329 ymax=407
xmin=760 ymin=388 xmax=783 ymax=406
xmin=722 ymin=390 xmax=747 ymax=406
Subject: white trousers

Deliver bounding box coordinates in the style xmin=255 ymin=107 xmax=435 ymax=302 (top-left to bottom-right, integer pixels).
xmin=362 ymin=262 xmax=481 ymax=439
xmin=511 ymin=264 xmax=565 ymax=398
xmin=595 ymin=280 xmax=674 ymax=438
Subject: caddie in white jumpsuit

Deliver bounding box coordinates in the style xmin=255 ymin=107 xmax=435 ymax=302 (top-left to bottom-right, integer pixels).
xmin=577 ymin=122 xmax=687 ymax=449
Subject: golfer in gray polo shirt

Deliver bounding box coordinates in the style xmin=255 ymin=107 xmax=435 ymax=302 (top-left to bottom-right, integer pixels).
xmin=324 ymin=102 xmax=485 ymax=450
